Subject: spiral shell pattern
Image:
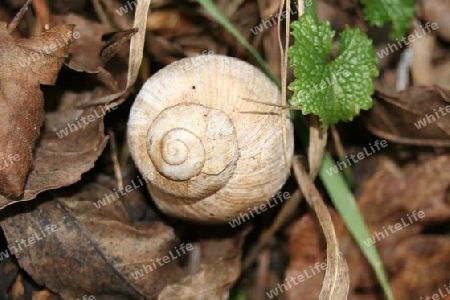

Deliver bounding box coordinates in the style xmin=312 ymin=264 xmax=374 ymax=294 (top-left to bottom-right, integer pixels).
xmin=127 ymin=55 xmax=294 ymax=223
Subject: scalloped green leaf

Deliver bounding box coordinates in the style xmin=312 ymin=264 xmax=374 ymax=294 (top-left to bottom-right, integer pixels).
xmin=360 ymin=0 xmax=414 ymax=39
xmin=288 ymin=14 xmax=378 ymax=127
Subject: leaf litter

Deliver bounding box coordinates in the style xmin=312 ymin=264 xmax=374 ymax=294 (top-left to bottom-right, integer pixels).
xmin=0 ymin=0 xmax=450 ymax=299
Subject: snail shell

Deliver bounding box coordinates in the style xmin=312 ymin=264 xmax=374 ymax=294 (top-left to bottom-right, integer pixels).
xmin=127 ymin=55 xmax=294 ymax=223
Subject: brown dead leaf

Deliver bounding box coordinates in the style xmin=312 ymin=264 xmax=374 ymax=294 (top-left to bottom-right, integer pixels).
xmin=0 ymin=245 xmax=19 ymax=297
xmin=285 ymin=210 xmax=329 ymax=300
xmin=365 ymin=85 xmax=450 ymax=146
xmin=358 ymin=155 xmax=450 ymax=269
xmin=159 ymin=257 xmax=241 ymax=299
xmin=0 ymin=22 xmax=73 ymax=198
xmin=359 ymin=155 xmax=450 ymax=225
xmin=292 ymin=158 xmax=349 ymax=300
xmin=390 ymin=236 xmax=450 ymax=300
xmin=50 ymin=14 xmax=137 ymax=103
xmin=159 ymin=224 xmax=246 ymax=299
xmin=51 ymin=14 xmax=112 ymax=73
xmin=0 ymin=99 xmax=108 ymax=210
xmin=0 ymin=176 xmax=185 ymax=299
xmin=286 ymin=208 xmax=372 ymax=300
xmin=51 ymin=14 xmax=134 ymax=75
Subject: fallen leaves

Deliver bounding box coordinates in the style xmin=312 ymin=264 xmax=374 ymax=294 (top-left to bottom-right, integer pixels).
xmin=366 ymin=85 xmax=450 ymax=146
xmin=0 ymin=22 xmax=73 ymax=198
xmin=0 ymin=177 xmax=185 ymax=299
xmin=285 ymin=154 xmax=450 ymax=299
xmin=390 ymin=236 xmax=450 ymax=299
xmin=2 ymin=0 xmax=450 ymax=299
xmin=0 ymin=98 xmax=109 ymax=209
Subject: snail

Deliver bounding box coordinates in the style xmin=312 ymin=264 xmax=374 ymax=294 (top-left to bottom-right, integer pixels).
xmin=127 ymin=54 xmax=294 ymax=223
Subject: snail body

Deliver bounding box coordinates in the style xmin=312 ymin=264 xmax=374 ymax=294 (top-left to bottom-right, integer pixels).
xmin=127 ymin=55 xmax=294 ymax=223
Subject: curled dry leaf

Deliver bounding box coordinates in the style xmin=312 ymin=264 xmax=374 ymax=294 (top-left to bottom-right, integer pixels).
xmin=366 ymin=85 xmax=450 ymax=146
xmin=286 ymin=208 xmax=372 ymax=300
xmin=0 ymin=22 xmax=73 ymax=198
xmin=0 ymin=102 xmax=108 ymax=210
xmin=51 ymin=14 xmax=135 ymax=100
xmin=52 ymin=14 xmax=134 ymax=75
xmin=292 ymin=158 xmax=350 ymax=300
xmin=52 ymin=14 xmax=112 ymax=73
xmin=0 ymin=176 xmax=185 ymax=299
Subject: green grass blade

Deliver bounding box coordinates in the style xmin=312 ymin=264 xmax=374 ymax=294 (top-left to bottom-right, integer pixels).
xmin=197 ymin=0 xmax=279 ymax=86
xmin=197 ymin=1 xmax=393 ymax=299
xmin=319 ymin=153 xmax=394 ymax=300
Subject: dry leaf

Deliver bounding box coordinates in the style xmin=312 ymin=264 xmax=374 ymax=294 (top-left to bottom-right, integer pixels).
xmin=0 ymin=176 xmax=186 ymax=299
xmin=0 ymin=22 xmax=73 ymax=197
xmin=390 ymin=236 xmax=450 ymax=299
xmin=286 ymin=208 xmax=372 ymax=299
xmin=160 ymin=224 xmax=245 ymax=299
xmin=292 ymin=158 xmax=349 ymax=300
xmin=0 ymin=247 xmax=19 ymax=297
xmin=366 ymin=85 xmax=450 ymax=146
xmin=0 ymin=101 xmax=108 ymax=210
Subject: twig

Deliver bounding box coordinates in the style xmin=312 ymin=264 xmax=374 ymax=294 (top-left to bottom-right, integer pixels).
xmin=7 ymin=0 xmax=32 ymax=33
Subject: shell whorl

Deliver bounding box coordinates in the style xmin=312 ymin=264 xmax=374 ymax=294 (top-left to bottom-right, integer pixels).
xmin=127 ymin=54 xmax=294 ymax=223
xmin=150 ymin=127 xmax=204 ymax=180
xmin=146 ymin=102 xmax=238 ymax=199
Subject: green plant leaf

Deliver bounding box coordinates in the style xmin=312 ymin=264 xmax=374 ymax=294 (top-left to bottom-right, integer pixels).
xmin=319 ymin=152 xmax=394 ymax=300
xmin=360 ymin=0 xmax=414 ymax=39
xmin=288 ymin=14 xmax=378 ymax=127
